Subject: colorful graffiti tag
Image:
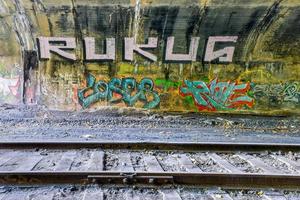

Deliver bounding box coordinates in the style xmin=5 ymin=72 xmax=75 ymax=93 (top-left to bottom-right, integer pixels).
xmin=253 ymin=82 xmax=300 ymax=106
xmin=78 ymin=74 xmax=160 ymax=109
xmin=180 ymin=79 xmax=254 ymax=111
xmin=0 ymin=76 xmax=20 ymax=98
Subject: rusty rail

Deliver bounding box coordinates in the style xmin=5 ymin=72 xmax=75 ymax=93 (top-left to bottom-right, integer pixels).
xmin=0 ymin=141 xmax=299 ymax=152
xmin=0 ymin=171 xmax=299 ymax=189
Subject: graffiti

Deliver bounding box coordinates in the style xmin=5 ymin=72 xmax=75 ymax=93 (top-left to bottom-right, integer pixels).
xmin=253 ymin=82 xmax=300 ymax=106
xmin=78 ymin=74 xmax=160 ymax=109
xmin=204 ymin=36 xmax=238 ymax=62
xmin=0 ymin=76 xmax=20 ymax=97
xmin=37 ymin=36 xmax=237 ymax=63
xmin=180 ymin=79 xmax=254 ymax=111
xmin=284 ymin=83 xmax=300 ymax=103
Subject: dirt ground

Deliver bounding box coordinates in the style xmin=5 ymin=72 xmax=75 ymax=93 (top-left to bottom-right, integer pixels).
xmin=0 ymin=104 xmax=299 ymax=143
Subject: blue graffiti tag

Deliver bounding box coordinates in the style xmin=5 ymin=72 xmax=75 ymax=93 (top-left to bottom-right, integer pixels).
xmin=78 ymin=74 xmax=160 ymax=109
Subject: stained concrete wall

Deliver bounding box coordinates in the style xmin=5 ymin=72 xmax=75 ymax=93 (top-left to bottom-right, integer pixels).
xmin=0 ymin=0 xmax=299 ymax=114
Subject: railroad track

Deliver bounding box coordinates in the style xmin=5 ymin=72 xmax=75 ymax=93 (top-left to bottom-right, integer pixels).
xmin=1 ymin=141 xmax=300 ymax=151
xmin=0 ymin=185 xmax=299 ymax=200
xmin=0 ymin=141 xmax=299 ymax=189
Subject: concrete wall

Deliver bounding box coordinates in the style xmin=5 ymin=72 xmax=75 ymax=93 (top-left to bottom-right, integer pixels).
xmin=0 ymin=0 xmax=299 ymax=115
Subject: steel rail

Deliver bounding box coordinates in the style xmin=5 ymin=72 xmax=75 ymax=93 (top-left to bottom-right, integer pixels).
xmin=0 ymin=171 xmax=299 ymax=188
xmin=0 ymin=141 xmax=299 ymax=151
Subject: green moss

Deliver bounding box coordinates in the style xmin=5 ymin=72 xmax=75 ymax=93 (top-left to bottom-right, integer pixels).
xmin=155 ymin=79 xmax=182 ymax=90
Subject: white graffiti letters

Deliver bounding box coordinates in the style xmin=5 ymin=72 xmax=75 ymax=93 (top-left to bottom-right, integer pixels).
xmin=204 ymin=36 xmax=238 ymax=62
xmin=38 ymin=37 xmax=76 ymax=60
xmin=124 ymin=37 xmax=158 ymax=62
xmin=165 ymin=37 xmax=200 ymax=61
xmin=37 ymin=36 xmax=238 ymax=63
xmin=84 ymin=37 xmax=116 ymax=61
